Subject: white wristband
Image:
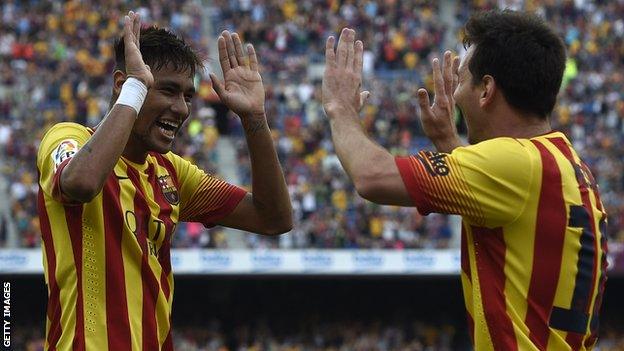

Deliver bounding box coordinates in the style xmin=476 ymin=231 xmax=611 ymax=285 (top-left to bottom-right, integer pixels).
xmin=115 ymin=77 xmax=148 ymax=115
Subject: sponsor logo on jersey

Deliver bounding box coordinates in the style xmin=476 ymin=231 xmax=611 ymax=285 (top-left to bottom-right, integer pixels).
xmin=415 ymin=151 xmax=449 ymax=177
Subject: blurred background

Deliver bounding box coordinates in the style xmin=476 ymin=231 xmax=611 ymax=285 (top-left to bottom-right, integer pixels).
xmin=0 ymin=0 xmax=623 ymax=350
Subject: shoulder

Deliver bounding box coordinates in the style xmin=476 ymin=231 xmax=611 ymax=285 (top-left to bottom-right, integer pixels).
xmin=453 ymin=137 xmax=533 ymax=164
xmin=40 ymin=122 xmax=91 ymax=147
xmin=42 ymin=122 xmax=90 ymax=138
xmin=38 ymin=123 xmax=90 ymax=161
xmin=450 ymin=137 xmax=537 ymax=181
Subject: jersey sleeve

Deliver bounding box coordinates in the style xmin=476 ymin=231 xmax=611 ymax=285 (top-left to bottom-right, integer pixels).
xmin=395 ymin=138 xmax=534 ymax=227
xmin=36 ymin=122 xmax=92 ymax=204
xmin=165 ymin=153 xmax=247 ymax=227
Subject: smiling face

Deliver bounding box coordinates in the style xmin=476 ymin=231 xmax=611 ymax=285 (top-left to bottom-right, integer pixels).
xmin=125 ymin=65 xmax=196 ymax=159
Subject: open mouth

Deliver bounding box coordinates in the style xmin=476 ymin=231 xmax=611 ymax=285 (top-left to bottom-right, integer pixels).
xmin=155 ymin=120 xmax=179 ymax=139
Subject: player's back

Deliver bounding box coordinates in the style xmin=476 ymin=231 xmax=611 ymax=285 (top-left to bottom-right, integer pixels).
xmin=460 ymin=132 xmax=607 ymax=350
xmin=395 ymin=131 xmax=607 ymax=350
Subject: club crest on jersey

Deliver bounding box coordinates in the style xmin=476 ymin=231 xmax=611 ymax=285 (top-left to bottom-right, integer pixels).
xmin=157 ymin=174 xmax=180 ymax=205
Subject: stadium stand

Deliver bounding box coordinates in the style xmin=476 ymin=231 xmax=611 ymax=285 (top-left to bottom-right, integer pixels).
xmin=4 ymin=0 xmax=622 ymax=249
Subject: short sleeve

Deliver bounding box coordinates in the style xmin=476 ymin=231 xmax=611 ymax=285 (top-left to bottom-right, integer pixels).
xmin=37 ymin=122 xmax=92 ymax=204
xmin=395 ymin=138 xmax=534 ymax=227
xmin=165 ymin=153 xmax=247 ymax=227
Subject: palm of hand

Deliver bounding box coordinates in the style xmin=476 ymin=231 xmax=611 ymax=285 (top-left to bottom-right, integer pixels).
xmin=223 ymin=68 xmax=264 ymax=116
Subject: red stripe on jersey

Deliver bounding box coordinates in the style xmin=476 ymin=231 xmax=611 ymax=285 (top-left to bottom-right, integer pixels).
xmin=38 ymin=188 xmax=63 ymax=350
xmin=126 ymin=166 xmax=160 ymax=350
xmin=194 ymin=187 xmax=247 ymax=227
xmin=103 ymin=175 xmax=132 ymax=351
xmin=461 ymin=226 xmax=471 ymax=280
xmin=472 ymin=226 xmax=518 ymax=351
xmin=65 ymin=205 xmax=85 ymax=351
xmin=395 ymin=156 xmax=433 ymax=214
xmin=524 ymin=140 xmax=567 ymax=350
xmin=467 ymin=312 xmax=475 ymax=345
xmin=162 ymin=317 xmax=174 ymax=351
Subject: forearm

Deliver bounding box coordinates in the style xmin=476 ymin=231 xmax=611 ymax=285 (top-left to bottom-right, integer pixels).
xmin=242 ymin=112 xmax=292 ymax=226
xmin=61 ymin=105 xmax=136 ymax=201
xmin=432 ymin=137 xmax=464 ymax=154
xmin=327 ymin=107 xmax=390 ymax=186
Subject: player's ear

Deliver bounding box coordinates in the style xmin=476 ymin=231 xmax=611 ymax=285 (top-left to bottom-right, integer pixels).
xmin=112 ymin=70 xmax=127 ymax=96
xmin=479 ymin=75 xmax=496 ymax=108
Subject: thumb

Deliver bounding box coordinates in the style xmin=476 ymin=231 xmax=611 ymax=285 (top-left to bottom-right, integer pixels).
xmin=359 ymin=91 xmax=370 ymax=111
xmin=209 ymin=73 xmax=226 ymax=98
xmin=417 ymin=89 xmax=433 ymax=120
xmin=417 ymin=89 xmax=431 ymax=108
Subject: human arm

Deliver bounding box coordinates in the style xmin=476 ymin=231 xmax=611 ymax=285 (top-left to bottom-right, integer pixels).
xmin=60 ymin=11 xmax=154 ymax=202
xmin=208 ymin=31 xmax=292 ymax=235
xmin=322 ymin=28 xmax=412 ymax=206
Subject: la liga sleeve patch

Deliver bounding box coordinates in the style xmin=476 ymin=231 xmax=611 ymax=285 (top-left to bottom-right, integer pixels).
xmin=51 ymin=139 xmax=80 ymax=173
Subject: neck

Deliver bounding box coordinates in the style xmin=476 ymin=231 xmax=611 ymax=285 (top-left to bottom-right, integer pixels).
xmin=474 ymin=106 xmax=553 ymax=142
xmin=122 ymin=135 xmax=148 ymax=163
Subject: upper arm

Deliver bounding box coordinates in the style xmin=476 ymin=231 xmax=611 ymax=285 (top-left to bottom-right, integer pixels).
xmin=214 ymin=193 xmax=283 ymax=233
xmin=36 ymin=123 xmax=91 ymax=203
xmin=172 ymin=154 xmax=247 ymax=227
xmin=395 ymin=138 xmax=534 ymax=227
xmin=352 ymin=149 xmax=414 ymax=206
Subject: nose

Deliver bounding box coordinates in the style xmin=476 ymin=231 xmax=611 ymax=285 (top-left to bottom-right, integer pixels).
xmin=171 ymin=94 xmax=189 ymax=118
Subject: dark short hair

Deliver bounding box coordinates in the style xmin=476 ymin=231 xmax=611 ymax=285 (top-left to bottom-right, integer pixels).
xmin=463 ymin=10 xmax=566 ymax=118
xmin=114 ymin=26 xmax=203 ymax=76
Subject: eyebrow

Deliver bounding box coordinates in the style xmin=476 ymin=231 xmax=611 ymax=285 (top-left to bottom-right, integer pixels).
xmin=157 ymin=79 xmax=196 ymax=94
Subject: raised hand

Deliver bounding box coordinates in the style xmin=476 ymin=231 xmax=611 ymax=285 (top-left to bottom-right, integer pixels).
xmin=322 ymin=28 xmax=370 ymax=116
xmin=210 ymin=31 xmax=265 ymax=118
xmin=123 ymin=11 xmax=153 ymax=88
xmin=417 ymin=51 xmax=462 ymax=152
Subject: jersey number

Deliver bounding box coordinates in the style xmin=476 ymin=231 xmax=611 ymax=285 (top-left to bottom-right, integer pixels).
xmin=549 ymin=205 xmax=606 ymax=334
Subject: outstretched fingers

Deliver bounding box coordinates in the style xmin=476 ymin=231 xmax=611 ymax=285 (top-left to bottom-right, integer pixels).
xmin=247 ymin=44 xmax=258 ymax=72
xmin=354 ymin=40 xmax=363 ymax=76
xmin=123 ymin=12 xmax=133 ymax=46
xmin=432 ymin=58 xmax=447 ymax=107
xmin=325 ymin=36 xmax=336 ymax=68
xmin=336 ymin=28 xmax=349 ymax=69
xmin=452 ymin=56 xmax=460 ymax=95
xmin=132 ymin=11 xmax=141 ymax=45
xmin=232 ymin=32 xmax=246 ymax=67
xmin=222 ymin=30 xmax=239 ymax=69
xmin=345 ymin=29 xmax=355 ymax=71
xmin=217 ymin=35 xmax=231 ymax=73
xmin=443 ymin=51 xmax=453 ymax=97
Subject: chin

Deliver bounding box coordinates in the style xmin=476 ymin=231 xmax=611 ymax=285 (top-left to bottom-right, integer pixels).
xmin=148 ymin=141 xmax=173 ymax=154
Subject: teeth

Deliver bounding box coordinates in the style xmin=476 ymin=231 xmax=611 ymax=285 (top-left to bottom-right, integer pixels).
xmin=159 ymin=127 xmax=175 ymax=137
xmin=160 ymin=121 xmax=178 ymax=128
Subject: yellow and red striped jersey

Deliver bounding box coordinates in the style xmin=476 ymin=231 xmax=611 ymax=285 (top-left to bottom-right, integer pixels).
xmin=395 ymin=131 xmax=607 ymax=351
xmin=37 ymin=122 xmax=246 ymax=351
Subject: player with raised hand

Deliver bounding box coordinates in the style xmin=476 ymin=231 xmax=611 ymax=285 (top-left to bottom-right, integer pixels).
xmin=37 ymin=10 xmax=291 ymax=350
xmin=323 ymin=10 xmax=607 ymax=350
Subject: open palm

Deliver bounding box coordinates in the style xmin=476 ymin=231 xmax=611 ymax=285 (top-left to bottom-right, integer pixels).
xmin=210 ymin=31 xmax=265 ymax=118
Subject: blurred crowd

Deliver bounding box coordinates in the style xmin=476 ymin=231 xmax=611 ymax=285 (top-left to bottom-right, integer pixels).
xmin=0 ymin=0 xmax=623 ymax=250
xmin=11 ymin=322 xmax=624 ymax=351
